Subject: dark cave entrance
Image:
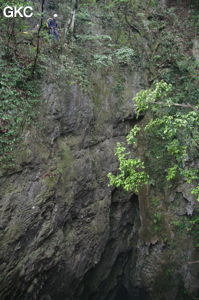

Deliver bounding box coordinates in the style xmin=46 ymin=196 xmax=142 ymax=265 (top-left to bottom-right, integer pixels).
xmin=114 ymin=286 xmax=132 ymax=300
xmin=113 ymin=286 xmax=149 ymax=300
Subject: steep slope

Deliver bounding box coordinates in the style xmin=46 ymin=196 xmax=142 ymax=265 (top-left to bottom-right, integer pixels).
xmin=0 ymin=0 xmax=198 ymax=299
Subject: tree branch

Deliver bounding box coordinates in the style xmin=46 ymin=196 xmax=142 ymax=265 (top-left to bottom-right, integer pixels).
xmin=151 ymin=101 xmax=199 ymax=112
xmin=65 ymin=0 xmax=79 ymax=38
xmin=188 ymin=260 xmax=199 ymax=264
xmin=124 ymin=12 xmax=140 ymax=34
xmin=31 ymin=0 xmax=45 ymax=77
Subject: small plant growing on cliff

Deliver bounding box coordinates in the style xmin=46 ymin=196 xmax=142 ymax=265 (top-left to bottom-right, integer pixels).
xmin=114 ymin=47 xmax=135 ymax=65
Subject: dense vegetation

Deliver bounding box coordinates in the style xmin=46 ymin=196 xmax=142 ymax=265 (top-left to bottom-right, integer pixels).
xmin=0 ymin=0 xmax=42 ymax=166
xmin=107 ymin=1 xmax=199 ymax=200
xmin=105 ymin=0 xmax=199 ymax=245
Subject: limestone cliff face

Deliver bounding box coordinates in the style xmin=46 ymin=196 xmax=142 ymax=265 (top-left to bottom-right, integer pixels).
xmin=0 ymin=69 xmax=145 ymax=300
xmin=0 ymin=1 xmax=198 ymax=300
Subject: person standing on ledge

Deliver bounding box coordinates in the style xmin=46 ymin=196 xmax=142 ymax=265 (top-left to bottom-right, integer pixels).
xmin=48 ymin=14 xmax=59 ymax=40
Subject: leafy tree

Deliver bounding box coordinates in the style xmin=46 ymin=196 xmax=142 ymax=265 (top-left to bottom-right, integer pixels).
xmin=108 ymin=81 xmax=199 ymax=200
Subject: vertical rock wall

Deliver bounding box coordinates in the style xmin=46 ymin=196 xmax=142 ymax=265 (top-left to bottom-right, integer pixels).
xmin=0 ymin=70 xmax=145 ymax=300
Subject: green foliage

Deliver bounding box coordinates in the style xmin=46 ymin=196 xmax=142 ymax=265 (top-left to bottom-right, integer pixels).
xmin=108 ymin=142 xmax=149 ymax=193
xmin=108 ymin=81 xmax=199 ymax=200
xmin=93 ymin=54 xmax=113 ymax=68
xmin=112 ymin=79 xmax=125 ymax=94
xmin=171 ymin=219 xmax=187 ymax=231
xmin=126 ymin=125 xmax=140 ymax=144
xmin=47 ymin=0 xmax=58 ymax=10
xmin=114 ymin=47 xmax=135 ymax=64
xmin=76 ymin=34 xmax=112 ymax=42
xmin=153 ymin=212 xmax=162 ymax=224
xmin=166 ymin=165 xmax=179 ymax=181
xmin=91 ymin=47 xmax=135 ymax=69
xmin=134 ymin=81 xmax=173 ymax=117
xmin=171 ymin=215 xmax=199 ymax=247
xmin=0 ymin=59 xmax=40 ymax=164
xmin=189 ymin=215 xmax=199 ymax=247
xmin=0 ymin=0 xmax=42 ymax=165
xmin=152 ymin=211 xmax=163 ymax=233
